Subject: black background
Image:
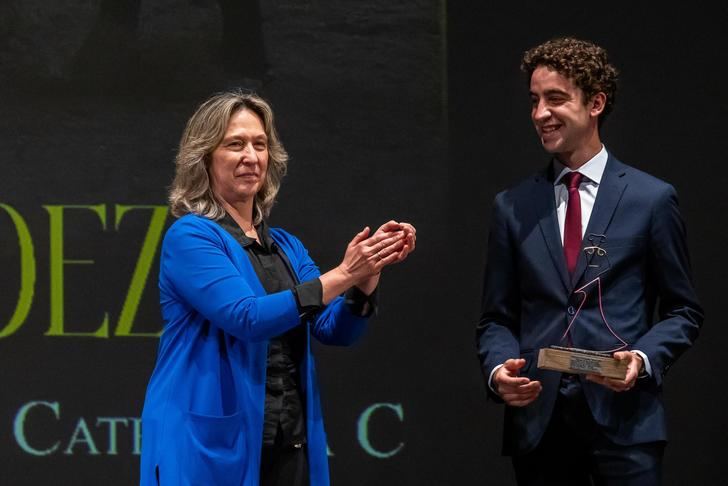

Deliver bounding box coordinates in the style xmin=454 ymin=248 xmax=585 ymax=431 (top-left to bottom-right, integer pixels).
xmin=0 ymin=2 xmax=726 ymax=485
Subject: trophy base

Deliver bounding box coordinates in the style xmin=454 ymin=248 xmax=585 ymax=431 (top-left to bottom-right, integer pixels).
xmin=537 ymin=346 xmax=628 ymax=380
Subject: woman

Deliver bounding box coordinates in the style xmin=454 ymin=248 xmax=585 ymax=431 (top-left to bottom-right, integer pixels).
xmin=139 ymin=90 xmax=415 ymax=486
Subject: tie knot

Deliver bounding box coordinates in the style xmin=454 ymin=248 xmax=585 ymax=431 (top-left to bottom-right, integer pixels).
xmin=563 ymin=171 xmax=583 ymax=190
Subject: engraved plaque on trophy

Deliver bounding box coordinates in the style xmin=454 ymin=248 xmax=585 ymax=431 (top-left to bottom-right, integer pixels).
xmin=537 ymin=346 xmax=627 ymax=379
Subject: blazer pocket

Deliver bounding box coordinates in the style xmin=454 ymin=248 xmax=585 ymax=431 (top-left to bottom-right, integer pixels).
xmin=181 ymin=409 xmax=247 ymax=486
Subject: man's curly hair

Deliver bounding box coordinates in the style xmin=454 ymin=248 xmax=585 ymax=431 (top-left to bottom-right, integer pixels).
xmin=521 ymin=37 xmax=619 ymax=123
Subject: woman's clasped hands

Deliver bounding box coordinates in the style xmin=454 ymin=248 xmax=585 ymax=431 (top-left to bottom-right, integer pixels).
xmin=339 ymin=221 xmax=416 ymax=280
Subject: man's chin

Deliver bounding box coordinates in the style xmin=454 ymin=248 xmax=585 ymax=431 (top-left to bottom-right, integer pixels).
xmin=540 ymin=139 xmax=561 ymax=153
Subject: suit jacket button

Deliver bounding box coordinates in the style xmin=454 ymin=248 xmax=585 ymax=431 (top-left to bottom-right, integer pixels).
xmin=567 ymin=306 xmax=576 ymax=315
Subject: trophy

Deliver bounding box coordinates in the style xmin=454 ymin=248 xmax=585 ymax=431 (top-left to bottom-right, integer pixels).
xmin=537 ymin=346 xmax=627 ymax=379
xmin=537 ymin=236 xmax=628 ymax=380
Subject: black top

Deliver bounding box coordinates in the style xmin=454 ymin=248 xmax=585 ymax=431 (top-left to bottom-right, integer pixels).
xmin=217 ymin=215 xmax=376 ymax=447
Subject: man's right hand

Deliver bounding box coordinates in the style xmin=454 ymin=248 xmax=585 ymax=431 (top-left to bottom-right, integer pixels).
xmin=493 ymin=358 xmax=542 ymax=407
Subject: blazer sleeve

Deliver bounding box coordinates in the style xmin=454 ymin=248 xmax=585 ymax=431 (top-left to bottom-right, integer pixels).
xmin=475 ymin=192 xmax=522 ymax=397
xmin=631 ymin=184 xmax=704 ymax=386
xmin=160 ymin=218 xmax=302 ymax=342
xmin=282 ymin=230 xmax=369 ymax=346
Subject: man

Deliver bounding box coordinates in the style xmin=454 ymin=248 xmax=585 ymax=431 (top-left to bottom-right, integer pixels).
xmin=475 ymin=37 xmax=703 ymax=485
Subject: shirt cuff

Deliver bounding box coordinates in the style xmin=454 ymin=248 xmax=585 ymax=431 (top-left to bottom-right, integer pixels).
xmin=344 ymin=286 xmax=378 ymax=318
xmin=631 ymin=350 xmax=652 ymax=378
xmin=292 ymin=279 xmax=324 ymax=319
xmin=488 ymin=364 xmax=504 ymax=395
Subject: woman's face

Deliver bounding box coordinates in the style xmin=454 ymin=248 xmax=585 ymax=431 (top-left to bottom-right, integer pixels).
xmin=209 ymin=109 xmax=269 ymax=209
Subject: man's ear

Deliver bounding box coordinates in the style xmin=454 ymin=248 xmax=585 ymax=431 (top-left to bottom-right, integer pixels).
xmin=590 ymin=92 xmax=607 ymax=117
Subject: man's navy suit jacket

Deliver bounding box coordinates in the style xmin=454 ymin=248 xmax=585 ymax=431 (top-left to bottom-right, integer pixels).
xmin=476 ymin=153 xmax=703 ymax=455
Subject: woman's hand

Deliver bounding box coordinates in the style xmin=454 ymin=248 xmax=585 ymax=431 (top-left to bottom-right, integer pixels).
xmin=319 ymin=223 xmax=411 ymax=304
xmin=393 ymin=221 xmax=416 ymax=262
xmin=355 ymin=221 xmax=417 ymax=295
xmin=339 ymin=225 xmax=407 ymax=281
xmin=368 ymin=221 xmax=417 ymax=264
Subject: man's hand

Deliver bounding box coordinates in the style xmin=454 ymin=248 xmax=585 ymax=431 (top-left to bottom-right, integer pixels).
xmin=493 ymin=358 xmax=542 ymax=407
xmin=585 ymin=351 xmax=644 ymax=392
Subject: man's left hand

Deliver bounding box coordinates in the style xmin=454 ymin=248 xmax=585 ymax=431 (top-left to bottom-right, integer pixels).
xmin=585 ymin=351 xmax=643 ymax=392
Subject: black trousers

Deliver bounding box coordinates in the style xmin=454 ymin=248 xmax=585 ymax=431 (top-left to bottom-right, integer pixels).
xmin=260 ymin=427 xmax=309 ymax=486
xmin=512 ymin=376 xmax=664 ymax=486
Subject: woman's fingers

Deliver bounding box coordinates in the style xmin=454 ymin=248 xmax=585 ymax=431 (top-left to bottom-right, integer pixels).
xmin=368 ymin=227 xmax=403 ymax=244
xmin=375 ymin=220 xmax=402 ymax=234
xmin=394 ymin=243 xmax=411 ymax=262
xmin=374 ymin=246 xmax=404 ymax=269
xmin=369 ymin=221 xmax=417 ymax=258
xmin=395 ymin=222 xmax=416 ymax=254
xmin=341 ymin=222 xmax=416 ymax=279
xmin=349 ymin=226 xmax=371 ymax=248
xmin=399 ymin=222 xmax=416 ymax=235
xmin=366 ymin=232 xmax=405 ymax=258
xmin=366 ymin=229 xmax=416 ymax=267
xmin=386 ymin=235 xmax=415 ymax=264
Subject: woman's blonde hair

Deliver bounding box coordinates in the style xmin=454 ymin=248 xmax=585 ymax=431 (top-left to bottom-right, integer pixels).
xmin=168 ymin=90 xmax=289 ymax=223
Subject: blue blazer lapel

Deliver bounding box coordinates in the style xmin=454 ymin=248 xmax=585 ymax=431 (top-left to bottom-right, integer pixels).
xmin=535 ymin=168 xmax=571 ymax=293
xmin=571 ymin=155 xmax=628 ymax=287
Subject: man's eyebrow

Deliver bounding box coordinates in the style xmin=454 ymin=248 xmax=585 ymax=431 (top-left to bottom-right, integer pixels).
xmin=529 ymin=88 xmax=570 ymax=97
xmin=542 ymin=89 xmax=570 ymax=97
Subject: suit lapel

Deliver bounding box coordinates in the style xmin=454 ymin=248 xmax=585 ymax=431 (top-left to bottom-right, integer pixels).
xmin=535 ymin=168 xmax=571 ymax=293
xmin=571 ymin=156 xmax=628 ymax=287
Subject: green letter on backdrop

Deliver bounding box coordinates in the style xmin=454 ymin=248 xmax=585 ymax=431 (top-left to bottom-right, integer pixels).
xmin=0 ymin=204 xmax=36 ymax=338
xmin=44 ymin=204 xmax=109 ymax=337
xmin=114 ymin=205 xmax=167 ymax=337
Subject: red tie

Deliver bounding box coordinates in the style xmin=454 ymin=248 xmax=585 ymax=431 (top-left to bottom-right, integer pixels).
xmin=563 ymin=172 xmax=583 ymax=276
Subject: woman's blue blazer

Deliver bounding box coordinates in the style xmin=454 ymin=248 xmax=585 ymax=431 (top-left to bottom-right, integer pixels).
xmin=140 ymin=214 xmax=369 ymax=485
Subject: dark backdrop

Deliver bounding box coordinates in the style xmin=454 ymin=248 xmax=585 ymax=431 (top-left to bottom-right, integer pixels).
xmin=449 ymin=4 xmax=728 ymax=485
xmin=0 ymin=2 xmax=725 ymax=485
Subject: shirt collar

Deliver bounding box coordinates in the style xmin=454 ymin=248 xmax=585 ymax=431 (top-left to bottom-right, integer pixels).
xmin=217 ymin=213 xmax=274 ymax=251
xmin=553 ymin=145 xmax=608 ymax=186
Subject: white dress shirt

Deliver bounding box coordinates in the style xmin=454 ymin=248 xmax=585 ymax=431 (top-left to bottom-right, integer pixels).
xmin=553 ymin=145 xmax=608 ymax=243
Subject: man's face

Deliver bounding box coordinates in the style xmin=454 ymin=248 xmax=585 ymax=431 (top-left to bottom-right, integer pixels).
xmin=529 ymin=65 xmax=599 ymax=161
